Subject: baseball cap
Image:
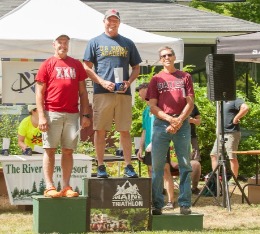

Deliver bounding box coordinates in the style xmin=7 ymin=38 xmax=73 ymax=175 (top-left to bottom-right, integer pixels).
xmin=135 ymin=83 xmax=149 ymax=91
xmin=27 ymin=105 xmax=37 ymax=112
xmin=104 ymin=9 xmax=120 ymax=20
xmin=53 ymin=34 xmax=70 ymax=41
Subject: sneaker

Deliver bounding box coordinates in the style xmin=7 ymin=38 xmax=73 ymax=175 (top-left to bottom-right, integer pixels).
xmin=97 ymin=165 xmax=108 ymax=178
xmin=60 ymin=186 xmax=79 ymax=197
xmin=152 ymin=207 xmax=162 ymax=215
xmin=163 ymin=202 xmax=175 ymax=210
xmin=180 ymin=206 xmax=191 ymax=215
xmin=124 ymin=164 xmax=138 ymax=178
xmin=191 ymin=187 xmax=200 ymax=195
xmin=44 ymin=186 xmax=62 ymax=198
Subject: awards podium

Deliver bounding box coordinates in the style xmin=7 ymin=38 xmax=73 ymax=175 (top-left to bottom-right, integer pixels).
xmin=33 ymin=177 xmax=203 ymax=233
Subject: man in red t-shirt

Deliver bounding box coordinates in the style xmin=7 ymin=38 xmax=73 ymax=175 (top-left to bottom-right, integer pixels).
xmin=146 ymin=46 xmax=194 ymax=215
xmin=35 ymin=34 xmax=91 ymax=198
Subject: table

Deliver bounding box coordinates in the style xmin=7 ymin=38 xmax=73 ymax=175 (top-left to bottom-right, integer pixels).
xmin=0 ymin=154 xmax=93 ymax=205
xmin=231 ymin=150 xmax=260 ymax=203
xmin=94 ymin=155 xmax=141 ymax=177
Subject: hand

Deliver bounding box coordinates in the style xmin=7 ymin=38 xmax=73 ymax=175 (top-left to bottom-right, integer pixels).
xmin=81 ymin=117 xmax=91 ymax=129
xmin=123 ymin=80 xmax=131 ymax=92
xmin=38 ymin=116 xmax=48 ymax=132
xmin=168 ymin=117 xmax=182 ymax=132
xmin=136 ymin=149 xmax=143 ymax=161
xmin=101 ymin=80 xmax=115 ymax=92
xmin=233 ymin=117 xmax=240 ymax=124
xmin=166 ymin=125 xmax=178 ymax=134
xmin=189 ymin=117 xmax=194 ymax=123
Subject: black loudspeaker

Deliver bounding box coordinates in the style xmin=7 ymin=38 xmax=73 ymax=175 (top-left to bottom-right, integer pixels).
xmin=206 ymin=54 xmax=236 ymax=101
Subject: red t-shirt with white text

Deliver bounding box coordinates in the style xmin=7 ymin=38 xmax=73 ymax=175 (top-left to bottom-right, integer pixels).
xmin=35 ymin=56 xmax=87 ymax=113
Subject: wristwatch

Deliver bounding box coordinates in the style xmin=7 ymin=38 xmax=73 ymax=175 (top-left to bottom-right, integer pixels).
xmin=82 ymin=114 xmax=91 ymax=118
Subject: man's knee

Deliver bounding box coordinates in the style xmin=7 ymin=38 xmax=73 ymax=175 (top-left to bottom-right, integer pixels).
xmin=191 ymin=160 xmax=201 ymax=171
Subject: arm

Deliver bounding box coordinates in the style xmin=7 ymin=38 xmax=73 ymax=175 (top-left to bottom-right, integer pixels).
xmin=136 ymin=130 xmax=145 ymax=161
xmin=233 ymin=103 xmax=249 ymax=124
xmin=189 ymin=114 xmax=201 ymax=126
xmin=79 ymin=80 xmax=91 ymax=128
xmin=83 ymin=61 xmax=115 ymax=92
xmin=18 ymin=134 xmax=27 ymax=151
xmin=123 ymin=64 xmax=140 ymax=91
xmin=35 ymin=81 xmax=48 ymax=132
xmin=149 ymin=95 xmax=194 ymax=133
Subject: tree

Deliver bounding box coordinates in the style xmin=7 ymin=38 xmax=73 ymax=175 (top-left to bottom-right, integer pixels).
xmin=190 ymin=0 xmax=260 ymax=24
xmin=31 ymin=181 xmax=37 ymax=193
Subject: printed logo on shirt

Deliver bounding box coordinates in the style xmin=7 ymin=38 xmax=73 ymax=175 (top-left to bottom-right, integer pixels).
xmin=55 ymin=67 xmax=76 ymax=79
xmin=157 ymin=80 xmax=184 ymax=92
xmin=100 ymin=46 xmax=128 ymax=57
xmin=31 ymin=132 xmax=42 ymax=145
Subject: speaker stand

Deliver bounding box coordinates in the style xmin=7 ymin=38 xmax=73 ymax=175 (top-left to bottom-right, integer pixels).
xmin=192 ymin=101 xmax=250 ymax=211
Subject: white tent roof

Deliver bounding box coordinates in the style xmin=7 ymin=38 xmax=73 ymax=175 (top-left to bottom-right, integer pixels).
xmin=0 ymin=0 xmax=184 ymax=64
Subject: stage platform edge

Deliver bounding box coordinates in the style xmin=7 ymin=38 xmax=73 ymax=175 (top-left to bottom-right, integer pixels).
xmin=152 ymin=212 xmax=204 ymax=231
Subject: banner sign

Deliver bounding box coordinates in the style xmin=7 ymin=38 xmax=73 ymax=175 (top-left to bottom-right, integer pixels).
xmin=0 ymin=154 xmax=92 ymax=205
xmin=1 ymin=58 xmax=94 ymax=104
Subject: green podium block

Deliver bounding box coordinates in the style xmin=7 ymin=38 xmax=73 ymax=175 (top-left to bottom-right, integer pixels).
xmin=152 ymin=213 xmax=203 ymax=231
xmin=32 ymin=196 xmax=87 ymax=234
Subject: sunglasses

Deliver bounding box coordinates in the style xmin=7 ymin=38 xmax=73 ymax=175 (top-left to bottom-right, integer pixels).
xmin=160 ymin=53 xmax=173 ymax=58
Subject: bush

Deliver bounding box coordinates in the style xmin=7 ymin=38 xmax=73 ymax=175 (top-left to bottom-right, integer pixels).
xmin=0 ymin=114 xmax=20 ymax=155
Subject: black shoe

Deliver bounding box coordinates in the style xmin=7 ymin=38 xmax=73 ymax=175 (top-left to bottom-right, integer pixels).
xmin=191 ymin=187 xmax=200 ymax=195
xmin=97 ymin=165 xmax=108 ymax=178
xmin=152 ymin=207 xmax=162 ymax=215
xmin=180 ymin=206 xmax=191 ymax=215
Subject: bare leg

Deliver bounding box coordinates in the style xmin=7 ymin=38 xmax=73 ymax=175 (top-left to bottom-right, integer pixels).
xmin=95 ymin=130 xmax=106 ymax=166
xmin=211 ymin=155 xmax=218 ymax=171
xmin=230 ymin=158 xmax=239 ymax=178
xmin=191 ymin=160 xmax=201 ymax=189
xmin=148 ymin=165 xmax=152 ymax=178
xmin=61 ymin=148 xmax=74 ymax=188
xmin=120 ymin=131 xmax=132 ymax=165
xmin=43 ymin=148 xmax=56 ymax=189
xmin=163 ymin=163 xmax=174 ymax=203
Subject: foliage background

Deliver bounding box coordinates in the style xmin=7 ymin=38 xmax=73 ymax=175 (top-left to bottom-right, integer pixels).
xmin=190 ymin=0 xmax=260 ymax=24
xmin=131 ymin=66 xmax=260 ymax=177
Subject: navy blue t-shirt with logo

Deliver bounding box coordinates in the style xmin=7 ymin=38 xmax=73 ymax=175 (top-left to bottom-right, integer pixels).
xmin=84 ymin=33 xmax=142 ymax=95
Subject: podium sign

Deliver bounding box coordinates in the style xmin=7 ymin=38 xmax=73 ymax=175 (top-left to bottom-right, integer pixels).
xmin=83 ymin=178 xmax=152 ymax=232
xmin=0 ymin=154 xmax=92 ymax=205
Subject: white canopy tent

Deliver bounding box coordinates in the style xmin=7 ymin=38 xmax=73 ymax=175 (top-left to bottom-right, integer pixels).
xmin=0 ymin=0 xmax=184 ymax=64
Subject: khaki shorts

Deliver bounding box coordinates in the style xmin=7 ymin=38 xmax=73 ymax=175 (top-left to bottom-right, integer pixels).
xmin=93 ymin=93 xmax=132 ymax=131
xmin=210 ymin=131 xmax=241 ymax=159
xmin=42 ymin=111 xmax=79 ymax=150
